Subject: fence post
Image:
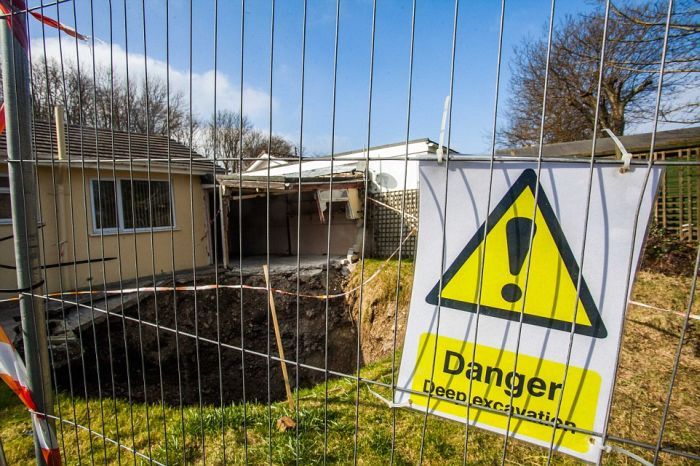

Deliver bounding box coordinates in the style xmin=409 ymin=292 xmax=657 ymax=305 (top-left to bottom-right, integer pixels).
xmin=1 ymin=9 xmax=54 ymax=466
xmin=0 ymin=434 xmax=7 ymax=466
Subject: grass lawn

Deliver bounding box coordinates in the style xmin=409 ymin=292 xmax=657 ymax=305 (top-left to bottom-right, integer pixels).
xmin=1 ymin=269 xmax=698 ymax=465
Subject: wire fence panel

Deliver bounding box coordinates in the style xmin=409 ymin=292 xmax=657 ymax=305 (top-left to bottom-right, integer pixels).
xmin=0 ymin=0 xmax=698 ymax=465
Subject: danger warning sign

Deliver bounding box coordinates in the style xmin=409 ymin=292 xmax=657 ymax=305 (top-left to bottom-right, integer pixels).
xmin=412 ymin=334 xmax=601 ymax=454
xmin=395 ymin=162 xmax=661 ymax=463
xmin=425 ymin=169 xmax=606 ymax=338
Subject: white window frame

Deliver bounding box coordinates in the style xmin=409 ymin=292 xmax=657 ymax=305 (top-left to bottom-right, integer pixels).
xmin=90 ymin=177 xmax=176 ymax=234
xmin=0 ymin=173 xmax=11 ymax=225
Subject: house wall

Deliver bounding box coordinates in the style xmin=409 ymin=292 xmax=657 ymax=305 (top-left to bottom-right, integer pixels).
xmin=0 ymin=164 xmax=211 ymax=299
xmin=289 ymin=212 xmax=358 ymax=256
xmin=230 ymin=191 xmax=359 ymax=257
xmin=233 ymin=194 xmax=293 ymax=256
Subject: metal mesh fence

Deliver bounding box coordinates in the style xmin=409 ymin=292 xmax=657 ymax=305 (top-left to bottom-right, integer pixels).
xmin=0 ymin=0 xmax=698 ymax=465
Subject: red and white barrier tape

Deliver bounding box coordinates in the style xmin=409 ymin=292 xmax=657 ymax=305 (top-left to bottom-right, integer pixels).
xmin=628 ymin=299 xmax=700 ymax=321
xmin=0 ymin=327 xmax=61 ymax=465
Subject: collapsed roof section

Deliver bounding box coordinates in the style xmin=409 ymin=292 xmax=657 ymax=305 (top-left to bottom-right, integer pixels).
xmin=216 ymin=158 xmax=366 ymax=194
xmin=215 ymin=158 xmax=368 ymax=265
xmin=216 ymin=137 xmax=451 ymax=194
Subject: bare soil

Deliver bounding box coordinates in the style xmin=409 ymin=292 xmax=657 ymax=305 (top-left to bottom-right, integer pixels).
xmin=55 ymin=262 xmax=360 ymax=405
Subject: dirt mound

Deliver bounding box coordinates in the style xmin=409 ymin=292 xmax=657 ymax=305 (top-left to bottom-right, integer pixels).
xmin=345 ymin=259 xmax=414 ymax=363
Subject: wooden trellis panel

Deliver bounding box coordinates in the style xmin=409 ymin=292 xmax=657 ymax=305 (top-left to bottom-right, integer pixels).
xmin=634 ymin=147 xmax=699 ymax=241
xmin=370 ymin=190 xmax=419 ymax=258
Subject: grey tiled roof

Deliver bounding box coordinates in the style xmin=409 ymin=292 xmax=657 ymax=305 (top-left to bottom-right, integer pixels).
xmin=1 ymin=120 xmax=221 ymax=174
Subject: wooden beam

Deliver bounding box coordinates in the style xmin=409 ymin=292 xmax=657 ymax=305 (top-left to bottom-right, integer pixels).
xmin=219 ymin=186 xmax=230 ymax=269
xmin=263 ymin=264 xmax=295 ymax=411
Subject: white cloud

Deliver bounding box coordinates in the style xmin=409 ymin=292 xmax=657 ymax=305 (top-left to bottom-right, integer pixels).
xmin=31 ymin=36 xmax=274 ymax=123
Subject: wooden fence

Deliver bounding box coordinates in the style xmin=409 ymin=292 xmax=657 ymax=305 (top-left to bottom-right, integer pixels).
xmin=635 ymin=147 xmax=699 ymax=241
xmin=368 ymin=149 xmax=699 ymax=256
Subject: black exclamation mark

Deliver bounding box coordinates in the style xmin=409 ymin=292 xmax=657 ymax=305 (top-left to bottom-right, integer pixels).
xmin=501 ymin=217 xmax=536 ymax=303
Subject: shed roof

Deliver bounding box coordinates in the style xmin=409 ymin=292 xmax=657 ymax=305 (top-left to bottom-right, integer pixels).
xmin=230 ymin=137 xmax=446 ymax=180
xmin=331 ymin=137 xmax=458 ymax=158
xmin=218 ymin=159 xmax=364 ymax=192
xmin=0 ymin=120 xmax=221 ymax=175
xmin=497 ymin=126 xmax=700 ymax=158
xmin=218 ymin=138 xmax=444 ymax=192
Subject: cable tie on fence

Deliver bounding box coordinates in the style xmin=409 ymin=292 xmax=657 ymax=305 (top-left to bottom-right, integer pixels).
xmin=364 ymin=383 xmax=411 ymax=409
xmin=603 ymin=128 xmax=632 ymax=173
xmin=437 ymin=95 xmax=451 ymax=164
xmin=599 ymin=443 xmax=654 ymax=466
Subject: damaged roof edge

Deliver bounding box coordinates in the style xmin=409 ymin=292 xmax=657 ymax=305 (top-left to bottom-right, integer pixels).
xmin=329 ymin=137 xmax=459 ymax=158
xmin=222 ymin=138 xmax=453 ymax=182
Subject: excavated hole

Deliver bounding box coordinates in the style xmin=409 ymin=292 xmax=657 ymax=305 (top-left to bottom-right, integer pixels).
xmin=55 ymin=261 xmax=361 ymax=405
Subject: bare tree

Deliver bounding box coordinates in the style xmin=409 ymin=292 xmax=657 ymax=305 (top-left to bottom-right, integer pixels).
xmin=28 ymin=59 xmax=193 ymax=142
xmin=201 ymin=109 xmax=296 ymax=173
xmin=244 ymin=133 xmax=295 ymax=163
xmin=502 ymin=0 xmax=699 ymax=147
xmin=201 ymin=110 xmax=251 ymax=173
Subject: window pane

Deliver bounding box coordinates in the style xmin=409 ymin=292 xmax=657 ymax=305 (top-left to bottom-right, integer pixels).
xmin=92 ymin=180 xmax=117 ymax=230
xmin=121 ymin=180 xmax=140 ymax=229
xmin=151 ymin=181 xmax=172 ymax=227
xmin=0 ymin=193 xmax=11 ymax=220
xmin=0 ymin=176 xmax=9 ymax=189
xmin=121 ymin=180 xmax=171 ymax=229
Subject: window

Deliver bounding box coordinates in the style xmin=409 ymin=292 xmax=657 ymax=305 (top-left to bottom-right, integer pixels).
xmin=0 ymin=175 xmax=10 ymax=223
xmin=92 ymin=180 xmax=118 ymax=230
xmin=121 ymin=180 xmax=172 ymax=229
xmin=91 ymin=178 xmax=173 ymax=232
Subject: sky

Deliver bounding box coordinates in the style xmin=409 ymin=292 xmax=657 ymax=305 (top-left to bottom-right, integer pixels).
xmin=23 ymin=0 xmax=679 ymax=155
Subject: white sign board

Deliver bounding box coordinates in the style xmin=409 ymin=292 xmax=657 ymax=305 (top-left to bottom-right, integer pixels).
xmin=395 ymin=161 xmax=661 ymax=463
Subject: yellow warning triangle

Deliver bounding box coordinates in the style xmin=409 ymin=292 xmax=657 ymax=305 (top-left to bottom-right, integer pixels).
xmin=426 ymin=169 xmax=606 ymax=338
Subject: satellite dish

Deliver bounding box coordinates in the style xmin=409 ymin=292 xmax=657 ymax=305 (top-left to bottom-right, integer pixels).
xmin=375 ymin=172 xmax=397 ymax=189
